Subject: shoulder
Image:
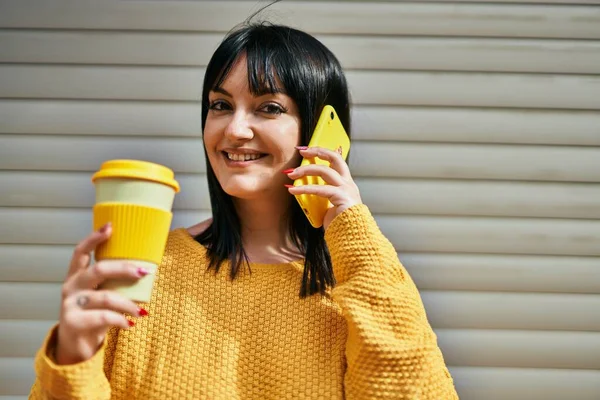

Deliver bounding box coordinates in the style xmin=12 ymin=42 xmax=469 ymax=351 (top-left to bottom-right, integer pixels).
xmin=155 ymin=220 xmax=212 ymax=291
xmin=161 ymin=218 xmax=212 ymax=267
xmin=186 ymin=217 xmax=213 ymax=237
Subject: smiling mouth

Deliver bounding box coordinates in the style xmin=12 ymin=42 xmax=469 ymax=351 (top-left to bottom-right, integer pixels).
xmin=223 ymin=152 xmax=267 ymax=162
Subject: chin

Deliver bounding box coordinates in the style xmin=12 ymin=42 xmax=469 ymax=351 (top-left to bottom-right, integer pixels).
xmin=219 ymin=179 xmax=270 ymax=200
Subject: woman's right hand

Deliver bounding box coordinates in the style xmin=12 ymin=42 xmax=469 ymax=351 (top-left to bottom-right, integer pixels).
xmin=55 ymin=223 xmax=149 ymax=365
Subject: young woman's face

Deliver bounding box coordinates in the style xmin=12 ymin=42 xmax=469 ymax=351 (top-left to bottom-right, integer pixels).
xmin=203 ymin=56 xmax=302 ymax=200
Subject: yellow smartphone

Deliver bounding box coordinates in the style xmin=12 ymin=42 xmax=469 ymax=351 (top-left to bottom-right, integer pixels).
xmin=293 ymin=105 xmax=351 ymax=228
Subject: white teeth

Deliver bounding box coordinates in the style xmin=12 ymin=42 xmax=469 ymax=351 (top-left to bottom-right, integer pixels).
xmin=226 ymin=153 xmax=262 ymax=162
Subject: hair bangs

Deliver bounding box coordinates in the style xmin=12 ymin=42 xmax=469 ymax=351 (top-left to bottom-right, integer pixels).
xmin=209 ymin=53 xmax=239 ymax=96
xmin=208 ymin=39 xmax=288 ymax=99
xmin=245 ymin=39 xmax=288 ymax=96
xmin=247 ymin=59 xmax=285 ymax=97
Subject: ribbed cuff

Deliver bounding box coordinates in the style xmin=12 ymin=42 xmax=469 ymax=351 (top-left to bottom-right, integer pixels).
xmin=34 ymin=324 xmax=110 ymax=399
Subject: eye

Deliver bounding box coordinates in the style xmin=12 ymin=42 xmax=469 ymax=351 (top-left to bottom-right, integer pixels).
xmin=259 ymin=102 xmax=287 ymax=116
xmin=209 ymin=100 xmax=231 ymax=112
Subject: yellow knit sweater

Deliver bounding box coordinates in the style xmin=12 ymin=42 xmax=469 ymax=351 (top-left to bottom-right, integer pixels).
xmin=30 ymin=205 xmax=458 ymax=399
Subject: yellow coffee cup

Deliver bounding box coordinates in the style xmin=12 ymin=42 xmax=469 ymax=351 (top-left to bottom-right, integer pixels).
xmin=91 ymin=160 xmax=180 ymax=302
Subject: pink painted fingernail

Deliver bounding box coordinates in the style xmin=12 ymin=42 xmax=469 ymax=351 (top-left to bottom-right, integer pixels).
xmin=137 ymin=267 xmax=150 ymax=277
xmin=284 ymin=184 xmax=294 ymax=188
xmin=295 ymin=146 xmax=308 ymax=150
xmin=99 ymin=222 xmax=111 ymax=233
xmin=282 ymin=168 xmax=295 ymax=174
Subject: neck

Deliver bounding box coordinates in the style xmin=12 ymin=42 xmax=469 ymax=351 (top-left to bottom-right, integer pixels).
xmin=233 ymin=191 xmax=301 ymax=264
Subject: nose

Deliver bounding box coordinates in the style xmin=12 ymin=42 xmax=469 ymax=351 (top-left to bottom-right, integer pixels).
xmin=224 ymin=110 xmax=254 ymax=142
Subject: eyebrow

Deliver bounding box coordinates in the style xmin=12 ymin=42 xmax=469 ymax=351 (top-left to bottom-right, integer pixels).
xmin=212 ymin=87 xmax=232 ymax=97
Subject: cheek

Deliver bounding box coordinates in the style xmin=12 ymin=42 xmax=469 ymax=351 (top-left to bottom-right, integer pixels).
xmin=202 ymin=132 xmax=221 ymax=172
xmin=203 ymin=122 xmax=217 ymax=147
xmin=203 ymin=124 xmax=221 ymax=156
xmin=275 ymin=120 xmax=301 ymax=161
xmin=286 ymin=148 xmax=302 ymax=165
xmin=272 ymin=143 xmax=301 ymax=170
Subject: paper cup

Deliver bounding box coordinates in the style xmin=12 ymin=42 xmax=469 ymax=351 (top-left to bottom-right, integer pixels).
xmin=91 ymin=160 xmax=180 ymax=302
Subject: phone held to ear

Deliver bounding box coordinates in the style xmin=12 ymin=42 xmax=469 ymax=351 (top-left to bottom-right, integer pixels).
xmin=293 ymin=105 xmax=351 ymax=228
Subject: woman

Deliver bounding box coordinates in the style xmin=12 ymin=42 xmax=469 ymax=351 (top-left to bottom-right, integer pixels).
xmin=29 ymin=23 xmax=458 ymax=399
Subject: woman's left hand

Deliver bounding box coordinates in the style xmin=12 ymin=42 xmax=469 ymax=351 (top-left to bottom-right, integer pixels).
xmin=285 ymin=146 xmax=362 ymax=230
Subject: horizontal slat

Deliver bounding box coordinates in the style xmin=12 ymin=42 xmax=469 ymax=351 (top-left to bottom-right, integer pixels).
xmin=0 ymin=208 xmax=212 ymax=246
xmin=2 ymin=282 xmax=599 ymax=331
xmin=402 ymin=253 xmax=600 ymax=294
xmin=3 ymin=66 xmax=600 ymax=110
xmin=321 ymin=37 xmax=600 ymax=74
xmin=3 ymin=320 xmax=599 ymax=370
xmin=351 ymin=142 xmax=600 ymax=182
xmin=0 ymin=65 xmax=205 ymax=101
xmin=3 ymin=135 xmax=600 ymax=182
xmin=0 ymin=283 xmax=62 ymax=320
xmin=0 ymin=358 xmax=33 ymax=396
xmin=349 ymin=70 xmax=600 ymax=110
xmin=377 ymin=214 xmax=600 ymax=256
xmin=2 ymin=244 xmax=599 ymax=295
xmin=0 ymin=31 xmax=223 ymax=67
xmin=1 ymin=208 xmax=599 ymax=256
xmin=351 ymin=106 xmax=600 ymax=145
xmin=2 ymin=30 xmax=600 ymax=74
xmin=451 ymin=366 xmax=600 ymax=400
xmin=0 ymin=135 xmax=206 ymax=175
xmin=2 ymin=101 xmax=600 ymax=147
xmin=0 ymin=245 xmax=69 ymax=282
xmin=423 ymin=291 xmax=600 ymax=331
xmin=358 ymin=179 xmax=600 ymax=219
xmin=0 ymin=320 xmax=54 ymax=358
xmin=0 ymin=100 xmax=204 ymax=137
xmin=2 ymin=171 xmax=600 ymax=220
xmin=436 ymin=329 xmax=600 ymax=369
xmin=0 ymin=1 xmax=599 ymax=39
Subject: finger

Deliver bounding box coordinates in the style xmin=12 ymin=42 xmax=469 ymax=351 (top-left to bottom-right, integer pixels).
xmin=68 ymin=290 xmax=145 ymax=318
xmin=287 ymin=184 xmax=339 ymax=200
xmin=286 ymin=164 xmax=344 ymax=186
xmin=298 ymin=146 xmax=350 ymax=178
xmin=68 ymin=260 xmax=148 ymax=291
xmin=64 ymin=308 xmax=133 ymax=331
xmin=67 ymin=223 xmax=112 ymax=278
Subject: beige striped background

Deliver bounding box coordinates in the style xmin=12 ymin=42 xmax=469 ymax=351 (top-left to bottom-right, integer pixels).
xmin=0 ymin=1 xmax=599 ymax=398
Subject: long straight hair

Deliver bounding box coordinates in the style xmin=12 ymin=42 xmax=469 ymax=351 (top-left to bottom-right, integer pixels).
xmin=195 ymin=23 xmax=351 ymax=297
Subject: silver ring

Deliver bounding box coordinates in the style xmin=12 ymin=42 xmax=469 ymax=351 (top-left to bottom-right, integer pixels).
xmin=76 ymin=295 xmax=90 ymax=308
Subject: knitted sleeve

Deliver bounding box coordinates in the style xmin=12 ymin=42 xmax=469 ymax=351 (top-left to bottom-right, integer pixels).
xmin=325 ymin=204 xmax=458 ymax=400
xmin=28 ymin=324 xmax=119 ymax=400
